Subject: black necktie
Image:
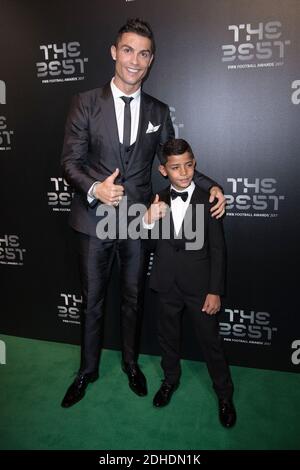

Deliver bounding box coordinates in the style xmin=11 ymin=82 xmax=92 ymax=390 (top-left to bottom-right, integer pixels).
xmin=121 ymin=96 xmax=133 ymax=149
xmin=170 ymin=188 xmax=189 ymax=202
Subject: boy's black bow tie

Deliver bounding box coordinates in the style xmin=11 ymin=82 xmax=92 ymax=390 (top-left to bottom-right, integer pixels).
xmin=170 ymin=188 xmax=188 ymax=202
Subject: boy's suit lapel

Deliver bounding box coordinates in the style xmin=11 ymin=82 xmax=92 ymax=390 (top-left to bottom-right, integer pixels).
xmin=156 ymin=187 xmax=176 ymax=242
xmin=158 ymin=186 xmax=171 ymax=205
xmin=184 ymin=185 xmax=203 ymax=237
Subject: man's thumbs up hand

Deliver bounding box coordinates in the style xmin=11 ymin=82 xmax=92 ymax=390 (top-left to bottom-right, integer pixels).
xmin=92 ymin=168 xmax=124 ymax=206
xmin=106 ymin=168 xmax=120 ymax=183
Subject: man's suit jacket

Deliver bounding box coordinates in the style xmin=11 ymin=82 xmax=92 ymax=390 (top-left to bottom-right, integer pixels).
xmin=149 ymin=185 xmax=226 ymax=297
xmin=61 ymin=83 xmax=217 ymax=236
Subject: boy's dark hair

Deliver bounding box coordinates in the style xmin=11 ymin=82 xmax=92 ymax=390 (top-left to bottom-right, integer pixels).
xmin=160 ymin=138 xmax=194 ymax=164
xmin=115 ymin=18 xmax=155 ymax=54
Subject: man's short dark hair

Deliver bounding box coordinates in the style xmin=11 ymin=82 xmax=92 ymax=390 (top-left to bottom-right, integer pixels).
xmin=116 ymin=18 xmax=155 ymax=54
xmin=160 ymin=138 xmax=194 ymax=165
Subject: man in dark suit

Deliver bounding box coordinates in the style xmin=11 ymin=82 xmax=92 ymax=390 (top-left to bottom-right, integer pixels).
xmin=144 ymin=138 xmax=236 ymax=428
xmin=60 ymin=18 xmax=226 ymax=408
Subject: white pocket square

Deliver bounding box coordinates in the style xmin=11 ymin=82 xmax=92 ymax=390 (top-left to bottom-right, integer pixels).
xmin=146 ymin=121 xmax=161 ymax=134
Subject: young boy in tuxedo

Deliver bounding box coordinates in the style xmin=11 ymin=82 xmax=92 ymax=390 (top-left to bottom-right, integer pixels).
xmin=143 ymin=138 xmax=236 ymax=428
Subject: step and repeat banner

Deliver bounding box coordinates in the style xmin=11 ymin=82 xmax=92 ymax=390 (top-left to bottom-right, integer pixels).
xmin=1 ymin=0 xmax=299 ymax=372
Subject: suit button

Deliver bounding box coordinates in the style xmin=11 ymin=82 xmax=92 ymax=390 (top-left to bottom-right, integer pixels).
xmin=121 ymin=177 xmax=126 ymax=183
xmin=175 ymin=248 xmax=180 ymax=252
xmin=125 ymin=161 xmax=129 ymax=165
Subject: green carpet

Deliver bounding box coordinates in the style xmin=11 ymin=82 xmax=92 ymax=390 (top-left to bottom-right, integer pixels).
xmin=0 ymin=334 xmax=299 ymax=450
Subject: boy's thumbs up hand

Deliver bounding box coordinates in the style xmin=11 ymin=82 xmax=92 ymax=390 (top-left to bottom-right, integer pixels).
xmin=153 ymin=194 xmax=160 ymax=204
xmin=144 ymin=194 xmax=167 ymax=225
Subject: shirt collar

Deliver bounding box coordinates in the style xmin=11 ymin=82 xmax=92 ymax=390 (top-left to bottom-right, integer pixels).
xmin=110 ymin=77 xmax=141 ymax=101
xmin=170 ymin=180 xmax=195 ymax=196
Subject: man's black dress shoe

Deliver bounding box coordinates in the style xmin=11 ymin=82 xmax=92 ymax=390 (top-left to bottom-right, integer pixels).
xmin=61 ymin=372 xmax=98 ymax=408
xmin=218 ymin=399 xmax=236 ymax=428
xmin=153 ymin=382 xmax=179 ymax=407
xmin=122 ymin=363 xmax=147 ymax=396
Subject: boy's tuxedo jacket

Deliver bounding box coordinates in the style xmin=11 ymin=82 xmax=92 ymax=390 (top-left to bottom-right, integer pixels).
xmin=148 ymin=185 xmax=226 ymax=296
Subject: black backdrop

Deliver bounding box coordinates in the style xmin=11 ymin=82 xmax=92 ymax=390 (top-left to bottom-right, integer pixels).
xmin=1 ymin=0 xmax=299 ymax=372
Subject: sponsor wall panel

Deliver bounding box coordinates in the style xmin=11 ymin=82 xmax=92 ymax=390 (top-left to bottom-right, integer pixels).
xmin=0 ymin=0 xmax=299 ymax=372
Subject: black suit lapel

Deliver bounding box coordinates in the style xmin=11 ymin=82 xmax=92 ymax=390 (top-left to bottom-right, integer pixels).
xmin=159 ymin=187 xmax=171 ymax=206
xmin=159 ymin=187 xmax=181 ymax=242
xmin=184 ymin=186 xmax=199 ymax=233
xmin=126 ymin=92 xmax=152 ymax=172
xmin=183 ymin=186 xmax=206 ymax=241
xmin=100 ymin=83 xmax=125 ymax=173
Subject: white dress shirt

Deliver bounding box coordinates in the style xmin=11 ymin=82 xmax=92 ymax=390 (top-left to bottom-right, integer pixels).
xmin=87 ymin=77 xmax=141 ymax=202
xmin=110 ymin=77 xmax=141 ymax=145
xmin=170 ymin=181 xmax=195 ymax=235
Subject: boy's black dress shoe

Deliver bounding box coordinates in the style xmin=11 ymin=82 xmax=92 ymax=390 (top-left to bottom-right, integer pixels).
xmin=218 ymin=399 xmax=236 ymax=428
xmin=153 ymin=382 xmax=179 ymax=407
xmin=122 ymin=363 xmax=147 ymax=396
xmin=61 ymin=372 xmax=98 ymax=408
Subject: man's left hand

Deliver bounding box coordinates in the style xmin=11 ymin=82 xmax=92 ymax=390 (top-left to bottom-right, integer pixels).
xmin=209 ymin=186 xmax=226 ymax=219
